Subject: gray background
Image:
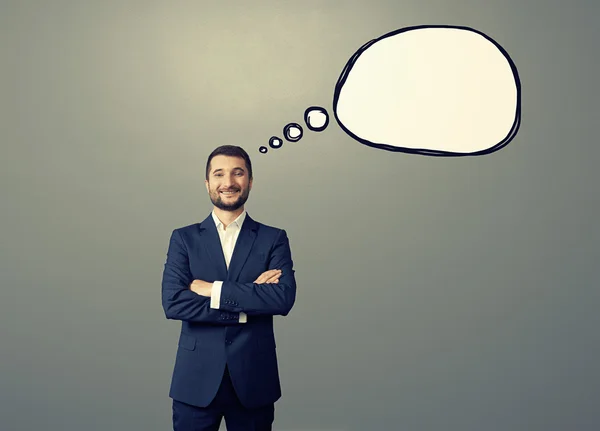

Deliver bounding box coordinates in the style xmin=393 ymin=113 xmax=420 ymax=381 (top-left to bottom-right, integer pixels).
xmin=2 ymin=0 xmax=599 ymax=430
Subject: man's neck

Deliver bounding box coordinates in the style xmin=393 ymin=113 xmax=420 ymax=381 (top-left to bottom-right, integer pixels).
xmin=213 ymin=206 xmax=244 ymax=229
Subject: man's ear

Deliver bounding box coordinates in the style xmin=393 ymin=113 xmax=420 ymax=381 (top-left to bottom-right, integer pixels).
xmin=249 ymin=179 xmax=253 ymax=190
xmin=204 ymin=180 xmax=209 ymax=193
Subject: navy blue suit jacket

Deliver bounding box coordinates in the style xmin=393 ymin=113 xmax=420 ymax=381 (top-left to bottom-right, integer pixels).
xmin=161 ymin=212 xmax=296 ymax=409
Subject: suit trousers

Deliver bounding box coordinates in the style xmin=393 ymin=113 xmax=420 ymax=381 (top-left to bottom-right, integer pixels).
xmin=172 ymin=365 xmax=275 ymax=431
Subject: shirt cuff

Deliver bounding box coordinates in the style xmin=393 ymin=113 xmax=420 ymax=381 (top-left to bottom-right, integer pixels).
xmin=239 ymin=312 xmax=247 ymax=323
xmin=210 ymin=281 xmax=223 ymax=309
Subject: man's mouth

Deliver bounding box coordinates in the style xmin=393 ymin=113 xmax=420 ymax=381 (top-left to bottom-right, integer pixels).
xmin=219 ymin=190 xmax=239 ymax=196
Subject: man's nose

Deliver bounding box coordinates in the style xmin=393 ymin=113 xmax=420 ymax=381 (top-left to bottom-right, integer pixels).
xmin=221 ymin=175 xmax=234 ymax=187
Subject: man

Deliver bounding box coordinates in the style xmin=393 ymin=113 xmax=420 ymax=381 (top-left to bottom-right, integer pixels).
xmin=161 ymin=145 xmax=296 ymax=431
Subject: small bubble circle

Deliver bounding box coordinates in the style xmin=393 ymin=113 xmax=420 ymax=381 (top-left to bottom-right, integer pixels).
xmin=304 ymin=106 xmax=329 ymax=131
xmin=259 ymin=146 xmax=268 ymax=154
xmin=283 ymin=123 xmax=303 ymax=142
xmin=269 ymin=136 xmax=283 ymax=148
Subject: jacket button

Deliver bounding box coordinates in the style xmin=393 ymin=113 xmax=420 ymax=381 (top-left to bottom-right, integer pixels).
xmin=225 ymin=339 xmax=232 ymax=345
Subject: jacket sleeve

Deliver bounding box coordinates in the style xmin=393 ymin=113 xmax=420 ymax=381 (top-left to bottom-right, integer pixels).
xmin=218 ymin=229 xmax=297 ymax=316
xmin=161 ymin=229 xmax=244 ymax=324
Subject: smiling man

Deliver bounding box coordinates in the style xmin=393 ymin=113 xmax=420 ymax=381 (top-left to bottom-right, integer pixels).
xmin=161 ymin=145 xmax=296 ymax=431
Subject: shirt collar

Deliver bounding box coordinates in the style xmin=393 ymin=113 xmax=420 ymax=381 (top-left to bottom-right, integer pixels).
xmin=211 ymin=209 xmax=247 ymax=231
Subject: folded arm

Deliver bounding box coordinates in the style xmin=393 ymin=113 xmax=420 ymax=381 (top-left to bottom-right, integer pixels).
xmin=161 ymin=229 xmax=245 ymax=324
xmin=214 ymin=229 xmax=297 ymax=316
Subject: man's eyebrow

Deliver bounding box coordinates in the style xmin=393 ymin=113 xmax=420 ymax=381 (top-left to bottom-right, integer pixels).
xmin=212 ymin=167 xmax=245 ymax=173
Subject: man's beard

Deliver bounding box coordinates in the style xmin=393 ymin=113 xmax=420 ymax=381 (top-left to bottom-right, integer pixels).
xmin=209 ymin=187 xmax=250 ymax=211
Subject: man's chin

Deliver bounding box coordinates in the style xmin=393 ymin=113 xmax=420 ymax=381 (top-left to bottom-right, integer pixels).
xmin=217 ymin=204 xmax=242 ymax=211
xmin=212 ymin=198 xmax=245 ymax=212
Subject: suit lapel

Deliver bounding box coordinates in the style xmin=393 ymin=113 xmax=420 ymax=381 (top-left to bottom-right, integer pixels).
xmin=198 ymin=214 xmax=228 ymax=280
xmin=198 ymin=212 xmax=259 ymax=282
xmin=227 ymin=214 xmax=258 ymax=282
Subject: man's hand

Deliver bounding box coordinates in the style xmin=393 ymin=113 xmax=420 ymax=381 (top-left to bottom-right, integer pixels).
xmin=190 ymin=279 xmax=213 ymax=297
xmin=189 ymin=270 xmax=281 ymax=297
xmin=254 ymin=269 xmax=281 ymax=284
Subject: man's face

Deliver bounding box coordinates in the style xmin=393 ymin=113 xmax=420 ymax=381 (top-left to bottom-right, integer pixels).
xmin=205 ymin=155 xmax=252 ymax=212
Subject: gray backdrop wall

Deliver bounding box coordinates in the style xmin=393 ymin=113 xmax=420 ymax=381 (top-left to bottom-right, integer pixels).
xmin=2 ymin=1 xmax=598 ymax=430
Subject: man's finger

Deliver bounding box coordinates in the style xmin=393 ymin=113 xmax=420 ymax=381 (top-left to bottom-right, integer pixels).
xmin=256 ymin=270 xmax=280 ymax=281
xmin=254 ymin=269 xmax=282 ymax=283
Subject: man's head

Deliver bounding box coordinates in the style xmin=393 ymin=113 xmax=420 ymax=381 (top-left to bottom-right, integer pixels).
xmin=205 ymin=145 xmax=253 ymax=212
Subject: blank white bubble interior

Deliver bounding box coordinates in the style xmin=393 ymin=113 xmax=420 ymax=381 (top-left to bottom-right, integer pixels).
xmin=307 ymin=110 xmax=327 ymax=128
xmin=288 ymin=127 xmax=301 ymax=137
xmin=336 ymin=28 xmax=518 ymax=153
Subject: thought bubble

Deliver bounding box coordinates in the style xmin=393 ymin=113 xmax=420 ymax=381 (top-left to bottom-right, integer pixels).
xmin=258 ymin=137 xmax=282 ymax=155
xmin=284 ymin=123 xmax=304 ymax=142
xmin=259 ymin=107 xmax=329 ymax=153
xmin=259 ymin=25 xmax=520 ymax=156
xmin=269 ymin=136 xmax=283 ymax=149
xmin=333 ymin=25 xmax=521 ymax=156
xmin=304 ymin=106 xmax=329 ymax=132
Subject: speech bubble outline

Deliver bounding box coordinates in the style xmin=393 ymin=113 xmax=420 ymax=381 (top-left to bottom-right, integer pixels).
xmin=332 ymin=24 xmax=521 ymax=157
xmin=260 ymin=24 xmax=521 ymax=156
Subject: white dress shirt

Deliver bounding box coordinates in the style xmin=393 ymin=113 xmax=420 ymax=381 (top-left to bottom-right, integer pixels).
xmin=209 ymin=210 xmax=247 ymax=323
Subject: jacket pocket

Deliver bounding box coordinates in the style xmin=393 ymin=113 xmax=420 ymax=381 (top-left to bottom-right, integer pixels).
xmin=178 ymin=333 xmax=196 ymax=351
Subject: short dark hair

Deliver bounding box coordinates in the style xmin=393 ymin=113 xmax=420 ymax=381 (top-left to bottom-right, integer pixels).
xmin=205 ymin=145 xmax=253 ymax=180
